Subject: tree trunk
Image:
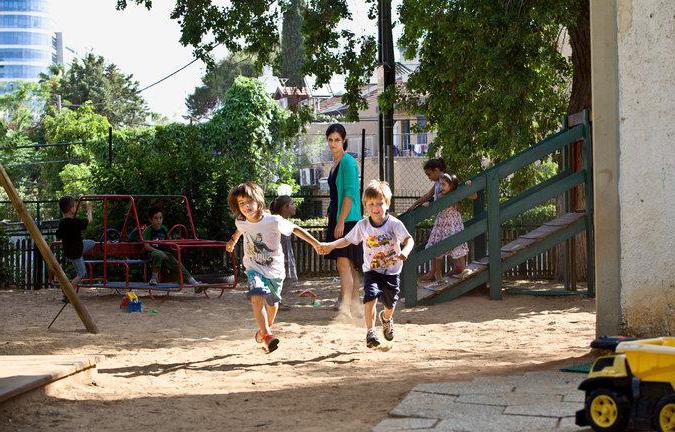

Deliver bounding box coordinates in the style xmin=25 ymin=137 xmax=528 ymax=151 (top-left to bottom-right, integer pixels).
xmin=556 ymin=0 xmax=591 ymax=283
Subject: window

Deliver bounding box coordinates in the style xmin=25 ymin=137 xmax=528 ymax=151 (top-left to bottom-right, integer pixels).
xmin=416 ymin=116 xmax=427 ymax=145
xmin=0 ymin=64 xmax=48 ymax=79
xmin=401 ymin=119 xmax=410 ymax=152
xmin=0 ymin=0 xmax=49 ymax=12
xmin=0 ymin=31 xmax=50 ymax=45
xmin=0 ymin=15 xmax=50 ymax=29
xmin=0 ymin=48 xmax=50 ymax=62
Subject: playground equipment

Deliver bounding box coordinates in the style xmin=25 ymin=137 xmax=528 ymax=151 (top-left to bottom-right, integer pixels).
xmin=576 ymin=337 xmax=675 ymax=432
xmin=51 ymin=194 xmax=238 ymax=298
xmin=398 ymin=111 xmax=594 ymax=305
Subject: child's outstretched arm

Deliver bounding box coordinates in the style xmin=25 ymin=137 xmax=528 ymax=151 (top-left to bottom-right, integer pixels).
xmin=464 ymin=180 xmax=478 ymax=200
xmin=292 ymin=226 xmax=321 ymax=252
xmin=225 ymin=230 xmax=242 ymax=253
xmin=408 ymin=185 xmax=435 ymax=211
xmin=318 ymin=237 xmax=351 ymax=255
xmin=85 ymin=203 xmax=93 ymax=223
xmin=397 ymin=236 xmax=415 ymax=261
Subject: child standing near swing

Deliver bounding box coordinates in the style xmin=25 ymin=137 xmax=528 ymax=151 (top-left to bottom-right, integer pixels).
xmin=225 ymin=182 xmax=321 ymax=353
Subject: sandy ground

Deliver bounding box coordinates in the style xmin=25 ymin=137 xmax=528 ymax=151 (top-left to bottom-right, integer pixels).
xmin=0 ymin=277 xmax=595 ymax=432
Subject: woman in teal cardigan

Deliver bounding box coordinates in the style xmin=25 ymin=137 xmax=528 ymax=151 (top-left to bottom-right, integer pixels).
xmin=325 ymin=124 xmax=363 ymax=317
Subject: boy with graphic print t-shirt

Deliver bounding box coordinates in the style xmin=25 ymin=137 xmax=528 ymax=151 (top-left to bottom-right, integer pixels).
xmin=321 ymin=180 xmax=414 ymax=348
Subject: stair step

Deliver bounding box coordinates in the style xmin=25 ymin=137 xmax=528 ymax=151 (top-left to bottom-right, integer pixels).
xmin=414 ymin=212 xmax=586 ymax=303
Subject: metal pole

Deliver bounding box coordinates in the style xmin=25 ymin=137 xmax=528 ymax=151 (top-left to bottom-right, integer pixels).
xmin=361 ymin=128 xmax=366 ymax=216
xmin=108 ymin=126 xmax=113 ymax=166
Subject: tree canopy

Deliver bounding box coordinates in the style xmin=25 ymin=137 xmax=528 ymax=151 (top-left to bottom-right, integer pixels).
xmin=185 ymin=54 xmax=257 ymax=121
xmin=116 ymin=0 xmax=589 ymax=182
xmin=41 ymin=53 xmax=149 ymax=127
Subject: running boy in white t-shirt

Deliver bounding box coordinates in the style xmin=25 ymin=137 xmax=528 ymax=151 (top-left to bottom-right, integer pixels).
xmin=320 ymin=180 xmax=414 ymax=348
xmin=225 ymin=182 xmax=322 ymax=353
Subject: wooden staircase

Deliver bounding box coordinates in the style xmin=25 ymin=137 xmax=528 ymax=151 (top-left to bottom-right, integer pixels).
xmin=416 ymin=212 xmax=585 ymax=305
xmin=399 ymin=111 xmax=594 ymax=307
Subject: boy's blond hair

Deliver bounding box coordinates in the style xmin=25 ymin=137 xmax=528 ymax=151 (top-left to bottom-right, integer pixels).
xmin=362 ymin=180 xmax=392 ymax=206
xmin=228 ymin=182 xmax=266 ymax=220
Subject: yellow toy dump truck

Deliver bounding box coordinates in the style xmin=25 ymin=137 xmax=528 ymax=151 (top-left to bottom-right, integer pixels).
xmin=576 ymin=337 xmax=675 ymax=432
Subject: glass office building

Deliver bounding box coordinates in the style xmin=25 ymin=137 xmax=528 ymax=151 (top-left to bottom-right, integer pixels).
xmin=0 ymin=0 xmax=55 ymax=84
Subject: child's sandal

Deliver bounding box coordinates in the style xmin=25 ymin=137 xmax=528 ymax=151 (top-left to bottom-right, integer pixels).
xmin=254 ymin=330 xmax=264 ymax=343
xmin=262 ymin=334 xmax=279 ymax=352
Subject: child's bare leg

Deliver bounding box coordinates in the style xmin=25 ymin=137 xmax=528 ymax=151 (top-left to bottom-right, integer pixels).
xmin=420 ymin=259 xmax=437 ymax=281
xmin=265 ymin=302 xmax=279 ymax=328
xmin=364 ymin=299 xmax=377 ymax=330
xmin=451 ymin=257 xmax=465 ymax=274
xmin=382 ymin=306 xmax=395 ymax=321
xmin=336 ymin=257 xmax=354 ymax=315
xmin=250 ymin=295 xmax=271 ymax=335
xmin=350 ymin=265 xmax=362 ymax=316
xmin=433 ymin=257 xmax=444 ymax=280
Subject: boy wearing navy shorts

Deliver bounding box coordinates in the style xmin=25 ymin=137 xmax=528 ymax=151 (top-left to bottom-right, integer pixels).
xmin=321 ymin=180 xmax=414 ymax=348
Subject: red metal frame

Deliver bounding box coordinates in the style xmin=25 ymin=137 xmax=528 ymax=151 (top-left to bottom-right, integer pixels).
xmin=59 ymin=194 xmax=238 ymax=297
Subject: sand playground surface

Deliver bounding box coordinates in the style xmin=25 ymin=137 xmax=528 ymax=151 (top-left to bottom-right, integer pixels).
xmin=0 ymin=277 xmax=595 ymax=431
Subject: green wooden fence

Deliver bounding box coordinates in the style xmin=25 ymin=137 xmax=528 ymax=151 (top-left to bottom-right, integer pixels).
xmin=398 ymin=111 xmax=594 ymax=306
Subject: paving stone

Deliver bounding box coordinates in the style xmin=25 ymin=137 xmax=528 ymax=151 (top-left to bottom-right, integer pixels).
xmin=372 ymin=418 xmax=439 ymax=432
xmin=413 ymin=381 xmax=514 ymax=396
xmin=504 ymin=401 xmax=582 ymax=418
xmin=457 ymin=392 xmax=562 ymax=406
xmin=558 ymin=417 xmax=593 ymax=431
xmin=523 ymin=371 xmax=586 ymax=386
xmin=471 ymin=375 xmax=526 ymax=385
xmin=432 ymin=414 xmax=560 ymax=432
xmin=562 ymin=391 xmax=586 ymax=403
xmin=391 ymin=392 xmax=503 ymax=420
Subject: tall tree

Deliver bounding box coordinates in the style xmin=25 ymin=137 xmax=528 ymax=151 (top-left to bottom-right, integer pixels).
xmin=185 ymin=54 xmax=257 ymax=121
xmin=278 ymin=0 xmax=305 ymax=88
xmin=43 ymin=53 xmax=149 ymax=127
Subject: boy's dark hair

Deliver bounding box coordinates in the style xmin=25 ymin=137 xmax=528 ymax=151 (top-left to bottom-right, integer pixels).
xmin=147 ymin=206 xmax=163 ymax=220
xmin=270 ymin=195 xmax=293 ymax=215
xmin=423 ymin=157 xmax=446 ymax=172
xmin=59 ymin=196 xmax=76 ymax=214
xmin=325 ymin=123 xmax=348 ymax=150
xmin=439 ymin=173 xmax=460 ymax=192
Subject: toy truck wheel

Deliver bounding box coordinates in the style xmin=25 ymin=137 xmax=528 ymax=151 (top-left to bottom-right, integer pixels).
xmin=654 ymin=395 xmax=675 ymax=432
xmin=585 ymin=388 xmax=630 ymax=432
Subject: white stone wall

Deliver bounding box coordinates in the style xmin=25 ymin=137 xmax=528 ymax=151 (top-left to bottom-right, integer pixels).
xmin=617 ymin=0 xmax=675 ymax=335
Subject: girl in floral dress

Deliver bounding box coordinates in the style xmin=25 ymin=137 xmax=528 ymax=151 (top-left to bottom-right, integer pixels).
xmin=424 ymin=173 xmax=476 ymax=281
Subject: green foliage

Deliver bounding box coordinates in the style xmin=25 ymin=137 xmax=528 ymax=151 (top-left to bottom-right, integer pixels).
xmin=185 ymin=54 xmax=257 ymax=121
xmin=43 ymin=53 xmax=148 ymax=127
xmin=91 ymin=77 xmax=305 ymax=238
xmin=117 ymin=0 xmax=378 ymax=121
xmin=502 ymin=203 xmax=557 ymax=229
xmin=278 ymin=0 xmax=305 ymax=88
xmin=398 ymin=0 xmax=577 ymax=180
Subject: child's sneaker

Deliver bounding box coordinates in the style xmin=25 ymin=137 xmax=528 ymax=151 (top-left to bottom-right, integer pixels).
xmin=379 ymin=310 xmax=394 ymax=341
xmin=262 ymin=333 xmax=279 ymax=353
xmin=366 ymin=329 xmax=380 ymax=348
xmin=148 ymin=277 xmax=158 ymax=285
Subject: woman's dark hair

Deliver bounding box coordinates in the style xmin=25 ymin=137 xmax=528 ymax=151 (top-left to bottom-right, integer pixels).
xmin=325 ymin=123 xmax=348 ymax=150
xmin=439 ymin=173 xmax=460 ymax=192
xmin=270 ymin=195 xmax=293 ymax=215
xmin=423 ymin=157 xmax=446 ymax=172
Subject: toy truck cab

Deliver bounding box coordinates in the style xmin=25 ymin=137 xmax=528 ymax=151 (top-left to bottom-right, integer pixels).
xmin=576 ymin=337 xmax=675 ymax=432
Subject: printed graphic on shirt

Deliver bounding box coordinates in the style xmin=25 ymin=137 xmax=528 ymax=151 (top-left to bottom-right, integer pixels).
xmin=366 ymin=233 xmax=392 ymax=248
xmin=371 ymin=249 xmax=398 ymax=269
xmin=245 ymin=232 xmax=275 ymax=267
